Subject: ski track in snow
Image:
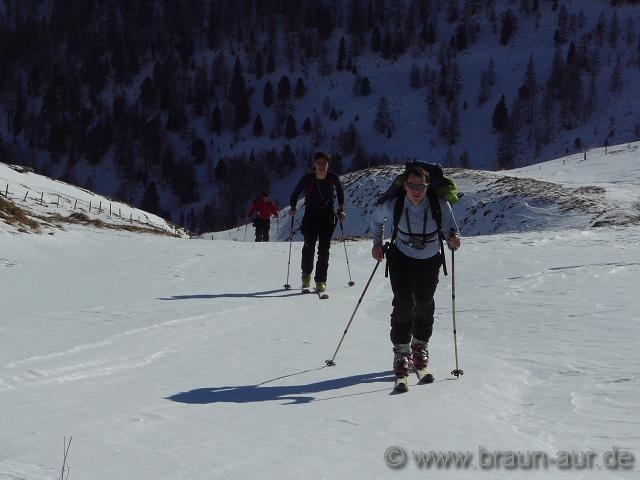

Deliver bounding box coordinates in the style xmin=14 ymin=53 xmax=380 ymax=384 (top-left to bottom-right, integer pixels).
xmin=1 ymin=308 xmax=250 ymax=390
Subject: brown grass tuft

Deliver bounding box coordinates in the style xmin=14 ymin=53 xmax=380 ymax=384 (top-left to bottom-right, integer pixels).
xmin=0 ymin=196 xmax=42 ymax=232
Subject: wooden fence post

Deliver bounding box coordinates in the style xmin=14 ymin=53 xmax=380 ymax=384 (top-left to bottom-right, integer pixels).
xmin=89 ymin=201 xmax=92 ymax=212
xmin=40 ymin=192 xmax=44 ymax=205
xmin=74 ymin=199 xmax=77 ymax=209
xmin=24 ymin=191 xmax=29 ymax=201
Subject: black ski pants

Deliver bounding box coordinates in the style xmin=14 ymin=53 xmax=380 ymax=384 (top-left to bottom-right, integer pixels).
xmin=254 ymin=218 xmax=270 ymax=242
xmin=300 ymin=210 xmax=337 ymax=283
xmin=387 ymin=244 xmax=442 ymax=345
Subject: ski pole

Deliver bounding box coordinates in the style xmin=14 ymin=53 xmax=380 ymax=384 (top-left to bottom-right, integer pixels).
xmin=338 ymin=221 xmax=355 ymax=286
xmin=450 ymin=250 xmax=464 ymax=377
xmin=283 ymin=216 xmax=294 ymax=290
xmin=325 ymin=260 xmax=381 ymax=366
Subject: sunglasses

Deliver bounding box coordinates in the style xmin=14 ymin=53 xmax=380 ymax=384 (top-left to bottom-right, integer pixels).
xmin=406 ymin=182 xmax=428 ymax=191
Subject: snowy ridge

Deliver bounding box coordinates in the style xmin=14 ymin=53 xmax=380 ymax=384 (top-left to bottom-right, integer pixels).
xmin=4 ymin=141 xmax=638 ymax=240
xmin=0 ymin=162 xmax=187 ymax=237
xmin=210 ymin=141 xmax=640 ymax=242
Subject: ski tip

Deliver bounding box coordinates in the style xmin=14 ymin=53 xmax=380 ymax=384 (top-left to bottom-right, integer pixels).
xmin=393 ymin=377 xmax=409 ymax=393
xmin=418 ymin=373 xmax=435 ymax=384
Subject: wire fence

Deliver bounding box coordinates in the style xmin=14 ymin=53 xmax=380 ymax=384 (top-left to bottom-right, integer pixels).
xmin=1 ymin=175 xmax=180 ymax=236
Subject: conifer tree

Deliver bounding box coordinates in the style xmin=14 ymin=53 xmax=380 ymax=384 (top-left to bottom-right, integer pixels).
xmin=284 ymin=115 xmax=297 ymax=139
xmin=229 ymin=55 xmax=250 ymax=130
xmin=214 ymin=158 xmax=228 ymax=182
xmin=253 ymin=114 xmax=265 ymax=136
xmin=263 ymin=81 xmax=274 ymax=106
xmin=294 ymin=78 xmax=306 ymax=98
xmin=139 ymin=77 xmax=156 ymax=108
xmin=373 ymin=97 xmax=395 ymax=135
xmin=500 ymin=9 xmax=517 ymax=45
xmin=277 ymin=75 xmax=291 ymax=102
xmin=519 ymin=55 xmax=538 ymax=125
xmin=371 ymin=27 xmax=382 ymax=52
xmin=492 ymin=94 xmax=510 ymax=131
xmin=191 ymin=138 xmax=207 ymax=165
xmin=303 ymin=117 xmax=313 ymax=134
xmin=141 ymin=181 xmax=161 ymax=215
xmin=337 ymin=36 xmax=347 ymax=71
xmin=210 ymin=105 xmax=222 ymax=134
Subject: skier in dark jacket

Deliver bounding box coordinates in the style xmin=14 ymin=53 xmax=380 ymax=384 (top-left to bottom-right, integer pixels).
xmin=289 ymin=151 xmax=346 ymax=293
xmin=371 ymin=167 xmax=461 ymax=380
xmin=248 ymin=193 xmax=279 ymax=242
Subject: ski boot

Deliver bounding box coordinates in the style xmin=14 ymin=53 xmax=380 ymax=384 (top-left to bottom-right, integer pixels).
xmin=392 ymin=344 xmax=412 ymax=378
xmin=411 ymin=340 xmax=429 ymax=370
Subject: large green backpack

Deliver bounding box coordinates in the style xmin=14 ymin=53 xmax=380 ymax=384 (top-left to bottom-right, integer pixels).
xmin=376 ymin=162 xmax=459 ymax=276
xmin=376 ymin=161 xmax=459 ymax=206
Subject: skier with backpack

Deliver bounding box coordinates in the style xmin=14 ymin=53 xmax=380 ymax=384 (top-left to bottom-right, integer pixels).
xmin=371 ymin=163 xmax=460 ymax=392
xmin=248 ymin=193 xmax=279 ymax=242
xmin=289 ymin=151 xmax=346 ymax=296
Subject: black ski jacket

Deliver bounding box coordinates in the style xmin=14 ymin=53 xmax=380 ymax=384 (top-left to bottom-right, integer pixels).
xmin=290 ymin=172 xmax=344 ymax=214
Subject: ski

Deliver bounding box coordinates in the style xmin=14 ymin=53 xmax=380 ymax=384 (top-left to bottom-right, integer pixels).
xmin=416 ymin=368 xmax=435 ymax=384
xmin=302 ymin=288 xmax=328 ymax=299
xmin=392 ymin=377 xmax=409 ymax=393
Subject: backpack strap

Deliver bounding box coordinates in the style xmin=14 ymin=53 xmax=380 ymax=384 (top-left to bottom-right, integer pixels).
xmin=427 ymin=193 xmax=441 ymax=230
xmin=385 ymin=196 xmax=405 ymax=277
xmin=428 ymin=193 xmax=447 ymax=276
xmin=386 ymin=194 xmax=448 ymax=277
xmin=390 ymin=195 xmax=404 ymax=246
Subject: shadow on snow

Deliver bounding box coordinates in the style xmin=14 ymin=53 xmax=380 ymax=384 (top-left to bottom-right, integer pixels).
xmin=165 ymin=369 xmax=394 ymax=405
xmin=157 ymin=288 xmax=306 ymax=300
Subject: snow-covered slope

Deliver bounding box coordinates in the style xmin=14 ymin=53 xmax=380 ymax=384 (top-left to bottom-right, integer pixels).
xmin=0 ymin=162 xmax=187 ymax=237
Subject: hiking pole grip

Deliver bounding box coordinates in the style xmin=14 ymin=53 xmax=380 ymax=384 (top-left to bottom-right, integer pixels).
xmin=450 ymin=250 xmax=463 ymax=377
xmin=325 ymin=260 xmax=381 ymax=366
xmin=283 ymin=216 xmax=294 ymax=290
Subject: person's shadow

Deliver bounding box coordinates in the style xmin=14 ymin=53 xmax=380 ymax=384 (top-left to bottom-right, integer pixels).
xmin=158 ymin=288 xmax=305 ymax=300
xmin=165 ymin=368 xmax=394 ymax=405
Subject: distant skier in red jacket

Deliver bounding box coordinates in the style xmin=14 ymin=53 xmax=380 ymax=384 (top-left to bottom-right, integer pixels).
xmin=248 ymin=193 xmax=279 ymax=242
